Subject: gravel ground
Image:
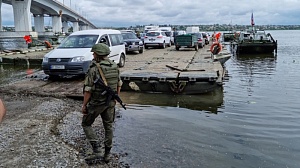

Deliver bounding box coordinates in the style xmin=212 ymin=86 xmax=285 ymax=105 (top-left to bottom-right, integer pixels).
xmin=0 ymin=92 xmax=125 ymax=167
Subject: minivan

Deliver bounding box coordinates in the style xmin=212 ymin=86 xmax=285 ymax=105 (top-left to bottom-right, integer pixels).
xmin=42 ymin=29 xmax=126 ymax=78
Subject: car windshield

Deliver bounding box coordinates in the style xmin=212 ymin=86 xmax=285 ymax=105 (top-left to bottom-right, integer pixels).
xmin=146 ymin=32 xmax=160 ymax=36
xmin=122 ymin=33 xmax=138 ymax=39
xmin=58 ymin=35 xmax=98 ymax=48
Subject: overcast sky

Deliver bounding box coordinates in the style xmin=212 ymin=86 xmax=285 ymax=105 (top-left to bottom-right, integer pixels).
xmin=1 ymin=0 xmax=300 ymax=27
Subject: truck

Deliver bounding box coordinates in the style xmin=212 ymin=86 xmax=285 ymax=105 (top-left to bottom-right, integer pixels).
xmin=186 ymin=27 xmax=200 ymax=34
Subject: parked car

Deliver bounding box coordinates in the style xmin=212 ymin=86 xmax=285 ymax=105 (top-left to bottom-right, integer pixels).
xmin=120 ymin=30 xmax=135 ymax=33
xmin=165 ymin=31 xmax=174 ymax=45
xmin=121 ymin=32 xmax=144 ymax=53
xmin=42 ymin=29 xmax=126 ymax=78
xmin=139 ymin=33 xmax=146 ymax=44
xmin=190 ymin=33 xmax=205 ymax=48
xmin=144 ymin=31 xmax=171 ymax=49
xmin=201 ymin=32 xmax=210 ymax=45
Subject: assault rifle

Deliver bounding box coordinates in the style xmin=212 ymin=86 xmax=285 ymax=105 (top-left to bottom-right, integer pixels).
xmin=94 ymin=78 xmax=126 ymax=110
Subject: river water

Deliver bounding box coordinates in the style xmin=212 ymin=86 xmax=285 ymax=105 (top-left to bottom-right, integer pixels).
xmin=0 ymin=30 xmax=299 ymax=168
xmin=114 ymin=30 xmax=300 ymax=168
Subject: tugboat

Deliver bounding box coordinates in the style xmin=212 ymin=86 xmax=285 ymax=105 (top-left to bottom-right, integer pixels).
xmin=236 ymin=28 xmax=277 ymax=54
xmin=235 ymin=12 xmax=277 ymax=55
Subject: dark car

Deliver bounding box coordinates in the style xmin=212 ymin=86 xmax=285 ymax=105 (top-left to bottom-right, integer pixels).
xmin=121 ymin=32 xmax=144 ymax=53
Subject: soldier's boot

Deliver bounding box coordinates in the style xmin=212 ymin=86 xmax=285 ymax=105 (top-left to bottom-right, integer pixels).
xmin=103 ymin=147 xmax=111 ymax=163
xmin=85 ymin=141 xmax=103 ymax=162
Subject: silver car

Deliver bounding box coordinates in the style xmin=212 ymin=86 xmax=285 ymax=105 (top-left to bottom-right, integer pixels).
xmin=190 ymin=33 xmax=205 ymax=48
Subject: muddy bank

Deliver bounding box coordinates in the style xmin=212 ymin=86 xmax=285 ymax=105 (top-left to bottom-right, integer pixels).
xmin=0 ymin=91 xmax=126 ymax=167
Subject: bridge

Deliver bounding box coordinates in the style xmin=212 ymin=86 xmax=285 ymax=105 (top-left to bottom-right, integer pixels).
xmin=0 ymin=0 xmax=97 ymax=38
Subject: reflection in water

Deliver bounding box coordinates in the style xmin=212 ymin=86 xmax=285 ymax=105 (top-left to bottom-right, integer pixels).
xmin=0 ymin=64 xmax=41 ymax=85
xmin=120 ymin=86 xmax=224 ymax=113
xmin=232 ymin=53 xmax=277 ymax=76
xmin=228 ymin=53 xmax=277 ymax=96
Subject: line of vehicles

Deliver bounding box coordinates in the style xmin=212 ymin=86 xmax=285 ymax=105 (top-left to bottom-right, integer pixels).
xmin=41 ymin=26 xmax=211 ymax=78
xmin=141 ymin=26 xmax=210 ymax=50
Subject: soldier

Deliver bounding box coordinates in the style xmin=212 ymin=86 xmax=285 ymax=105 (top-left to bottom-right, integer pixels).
xmin=82 ymin=43 xmax=122 ymax=163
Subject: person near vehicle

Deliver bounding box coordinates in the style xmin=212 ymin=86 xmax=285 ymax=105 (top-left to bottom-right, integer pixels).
xmin=0 ymin=99 xmax=6 ymax=123
xmin=81 ymin=43 xmax=122 ymax=163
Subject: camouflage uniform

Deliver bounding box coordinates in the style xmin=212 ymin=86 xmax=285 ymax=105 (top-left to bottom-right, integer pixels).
xmin=82 ymin=43 xmax=122 ymax=162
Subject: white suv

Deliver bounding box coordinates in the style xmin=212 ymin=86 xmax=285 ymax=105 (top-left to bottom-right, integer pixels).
xmin=144 ymin=31 xmax=171 ymax=49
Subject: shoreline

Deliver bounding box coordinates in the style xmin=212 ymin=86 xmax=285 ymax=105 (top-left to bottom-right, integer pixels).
xmin=0 ymin=91 xmax=126 ymax=167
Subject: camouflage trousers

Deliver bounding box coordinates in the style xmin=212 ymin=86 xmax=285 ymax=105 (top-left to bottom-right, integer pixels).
xmin=82 ymin=101 xmax=116 ymax=148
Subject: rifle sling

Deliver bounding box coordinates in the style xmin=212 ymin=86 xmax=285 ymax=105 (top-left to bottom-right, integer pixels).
xmin=96 ymin=63 xmax=108 ymax=86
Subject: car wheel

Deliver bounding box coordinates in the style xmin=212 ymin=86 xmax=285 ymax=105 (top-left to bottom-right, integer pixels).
xmin=195 ymin=44 xmax=199 ymax=51
xmin=161 ymin=42 xmax=166 ymax=49
xmin=139 ymin=46 xmax=144 ymax=53
xmin=118 ymin=53 xmax=125 ymax=67
xmin=176 ymin=46 xmax=180 ymax=51
xmin=145 ymin=45 xmax=148 ymax=49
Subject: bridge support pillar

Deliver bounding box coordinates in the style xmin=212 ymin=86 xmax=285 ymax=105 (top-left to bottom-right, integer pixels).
xmin=62 ymin=21 xmax=68 ymax=33
xmin=52 ymin=15 xmax=62 ymax=34
xmin=12 ymin=0 xmax=32 ymax=31
xmin=33 ymin=15 xmax=44 ymax=32
xmin=72 ymin=21 xmax=79 ymax=32
xmin=81 ymin=25 xmax=88 ymax=30
xmin=0 ymin=0 xmax=2 ymax=31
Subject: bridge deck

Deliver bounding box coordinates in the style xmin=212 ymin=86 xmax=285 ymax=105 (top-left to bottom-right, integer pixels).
xmin=120 ymin=46 xmax=225 ymax=94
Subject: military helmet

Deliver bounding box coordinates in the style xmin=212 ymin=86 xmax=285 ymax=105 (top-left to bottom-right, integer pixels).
xmin=91 ymin=43 xmax=110 ymax=56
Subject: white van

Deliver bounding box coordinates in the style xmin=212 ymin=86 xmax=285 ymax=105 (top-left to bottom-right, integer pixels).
xmin=159 ymin=27 xmax=172 ymax=32
xmin=144 ymin=26 xmax=159 ymax=33
xmin=42 ymin=29 xmax=126 ymax=78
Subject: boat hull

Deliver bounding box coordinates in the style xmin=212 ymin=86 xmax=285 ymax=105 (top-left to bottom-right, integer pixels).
xmin=121 ymin=80 xmax=220 ymax=94
xmin=237 ymin=42 xmax=277 ymax=54
xmin=120 ymin=71 xmax=220 ymax=94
